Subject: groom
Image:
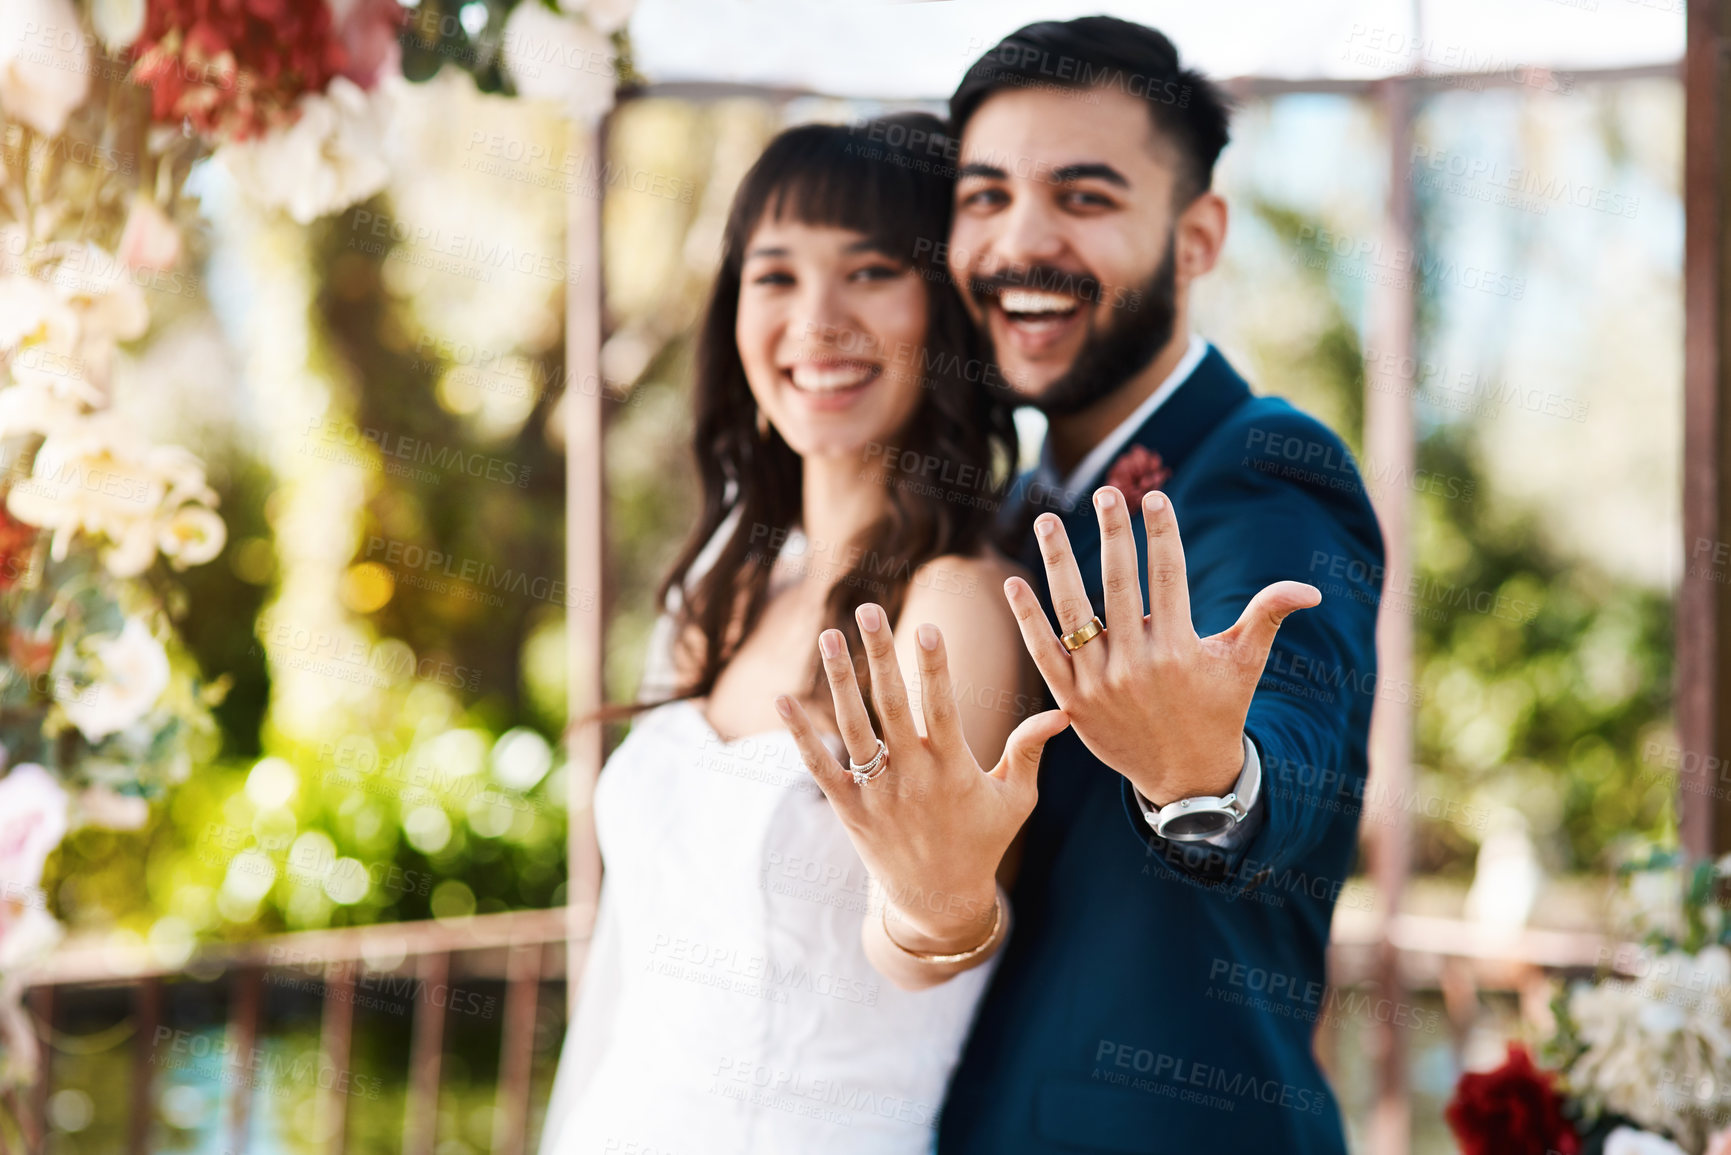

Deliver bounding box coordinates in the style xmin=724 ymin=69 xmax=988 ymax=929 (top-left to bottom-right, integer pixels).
xmin=932 ymin=18 xmax=1383 ymax=1154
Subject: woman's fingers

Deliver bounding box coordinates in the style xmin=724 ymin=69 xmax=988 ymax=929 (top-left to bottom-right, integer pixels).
xmin=776 ymin=694 xmax=853 ymax=803
xmin=912 ymin=623 xmax=971 ymax=765
xmin=854 ymin=603 xmax=922 ymax=751
xmin=818 ymin=628 xmax=883 ymax=768
xmin=991 ymin=708 xmax=1070 ymax=793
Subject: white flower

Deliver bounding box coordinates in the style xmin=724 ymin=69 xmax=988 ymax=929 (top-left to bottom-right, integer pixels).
xmin=0 ymin=904 xmax=61 ymax=974
xmin=90 ymin=0 xmax=144 ymax=52
xmin=6 ymin=411 xmax=224 ymax=577
xmin=54 ymin=618 xmax=170 ymax=742
xmin=0 ymin=275 xmax=75 ymax=355
xmin=0 ymin=0 xmax=90 ymax=136
xmin=215 ymin=76 xmax=396 ymax=225
xmin=1567 ymin=952 xmax=1731 ymax=1150
xmin=1605 ymin=1128 xmax=1690 ymax=1155
xmin=559 ymin=0 xmax=636 ymax=36
xmin=0 ymin=375 xmax=101 ymax=441
xmin=502 ymin=2 xmax=617 ymax=124
xmin=0 ymin=764 xmax=69 ymax=891
xmin=157 ymin=502 xmax=226 ymax=569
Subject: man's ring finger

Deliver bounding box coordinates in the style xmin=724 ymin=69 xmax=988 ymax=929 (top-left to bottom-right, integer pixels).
xmin=1060 ymin=615 xmax=1106 ymax=654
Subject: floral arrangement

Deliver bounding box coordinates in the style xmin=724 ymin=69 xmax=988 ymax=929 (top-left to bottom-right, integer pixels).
xmin=1447 ymin=849 xmax=1731 ymax=1155
xmin=0 ymin=0 xmax=629 ymax=1100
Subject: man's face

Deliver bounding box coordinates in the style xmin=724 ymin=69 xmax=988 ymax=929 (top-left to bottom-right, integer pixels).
xmin=948 ymin=85 xmax=1188 ymax=411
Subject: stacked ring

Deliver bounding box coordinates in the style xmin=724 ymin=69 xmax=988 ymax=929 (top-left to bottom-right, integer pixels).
xmin=849 ymin=738 xmax=889 ymax=785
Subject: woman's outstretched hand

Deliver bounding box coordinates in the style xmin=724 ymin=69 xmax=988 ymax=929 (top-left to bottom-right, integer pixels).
xmin=776 ymin=602 xmax=1068 ymax=970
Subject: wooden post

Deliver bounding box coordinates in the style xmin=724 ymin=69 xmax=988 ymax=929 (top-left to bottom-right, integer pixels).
xmin=402 ymin=952 xmax=448 ymax=1155
xmin=1362 ymin=74 xmax=1417 ymax=1155
xmin=490 ymin=944 xmax=543 ymax=1155
xmin=128 ymin=978 xmax=161 ymax=1155
xmin=1681 ymin=0 xmax=1731 ymax=857
xmin=225 ymin=967 xmax=261 ymax=1153
xmin=565 ymin=116 xmax=608 ymax=1002
xmin=317 ymin=966 xmax=355 ymax=1155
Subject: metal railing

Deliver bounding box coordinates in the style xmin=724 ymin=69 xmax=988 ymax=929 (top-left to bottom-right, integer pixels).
xmin=17 ymin=899 xmax=1614 ymax=1153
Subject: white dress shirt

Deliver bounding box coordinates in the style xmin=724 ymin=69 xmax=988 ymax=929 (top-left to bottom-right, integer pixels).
xmin=1024 ymin=333 xmax=1263 ymax=850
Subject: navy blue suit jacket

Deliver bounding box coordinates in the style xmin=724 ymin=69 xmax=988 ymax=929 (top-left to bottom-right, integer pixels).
xmin=938 ymin=347 xmax=1385 ymax=1154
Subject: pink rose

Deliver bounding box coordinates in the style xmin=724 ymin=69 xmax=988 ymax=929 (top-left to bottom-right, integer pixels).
xmin=117 ymin=197 xmax=181 ymax=273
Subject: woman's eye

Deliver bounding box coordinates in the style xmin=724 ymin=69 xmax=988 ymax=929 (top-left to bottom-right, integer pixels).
xmin=850 ymin=263 xmax=903 ymax=282
xmin=750 ymin=270 xmax=794 ymax=286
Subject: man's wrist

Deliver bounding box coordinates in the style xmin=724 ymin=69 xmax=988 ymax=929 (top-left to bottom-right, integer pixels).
xmin=1136 ymin=739 xmax=1246 ymax=808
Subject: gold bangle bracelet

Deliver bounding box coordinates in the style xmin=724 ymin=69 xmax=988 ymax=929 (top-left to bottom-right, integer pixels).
xmin=881 ymin=889 xmax=1006 ymax=965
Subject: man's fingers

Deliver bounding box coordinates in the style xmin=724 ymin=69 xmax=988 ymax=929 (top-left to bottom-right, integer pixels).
xmin=1092 ymin=487 xmax=1146 ymax=643
xmin=1220 ymin=581 xmax=1323 ymax=663
xmin=990 ymin=708 xmax=1070 ymax=791
xmin=855 ymin=603 xmax=921 ymax=750
xmin=1033 ymin=513 xmax=1098 ymax=635
xmin=1141 ymin=491 xmax=1193 ymax=641
xmin=777 ymin=695 xmax=852 ymax=801
xmin=913 ymin=623 xmax=971 ymax=764
xmin=1003 ymin=576 xmax=1073 ymax=694
xmin=818 ymin=629 xmax=881 ymax=768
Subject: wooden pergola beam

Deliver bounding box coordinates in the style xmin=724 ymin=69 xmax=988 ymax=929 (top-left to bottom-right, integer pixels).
xmin=1682 ymin=0 xmax=1731 ymax=857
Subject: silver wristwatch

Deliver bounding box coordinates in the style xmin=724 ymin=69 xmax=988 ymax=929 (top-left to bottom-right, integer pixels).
xmin=1136 ymin=733 xmax=1260 ymax=843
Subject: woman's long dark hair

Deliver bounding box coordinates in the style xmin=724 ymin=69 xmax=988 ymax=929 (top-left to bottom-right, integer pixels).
xmin=625 ymin=113 xmax=1016 ymax=729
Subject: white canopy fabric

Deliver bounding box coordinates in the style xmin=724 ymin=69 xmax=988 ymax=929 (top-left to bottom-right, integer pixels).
xmin=629 ymin=0 xmax=1683 ymax=99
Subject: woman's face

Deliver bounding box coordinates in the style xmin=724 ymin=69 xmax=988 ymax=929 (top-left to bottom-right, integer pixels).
xmin=735 ymin=216 xmax=929 ymax=460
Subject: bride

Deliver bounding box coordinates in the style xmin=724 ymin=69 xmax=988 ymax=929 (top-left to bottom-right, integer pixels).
xmin=536 ymin=113 xmax=1066 ymax=1154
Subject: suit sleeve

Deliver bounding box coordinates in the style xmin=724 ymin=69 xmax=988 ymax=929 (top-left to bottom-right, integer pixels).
xmin=1128 ymin=405 xmax=1385 ymax=898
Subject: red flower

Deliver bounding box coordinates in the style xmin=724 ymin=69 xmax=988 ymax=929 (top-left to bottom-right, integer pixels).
xmin=1445 ymin=1044 xmax=1580 ymax=1155
xmin=1103 ymin=444 xmax=1171 ymax=507
xmin=0 ymin=504 xmax=36 ymax=593
xmin=130 ymin=0 xmax=349 ymax=140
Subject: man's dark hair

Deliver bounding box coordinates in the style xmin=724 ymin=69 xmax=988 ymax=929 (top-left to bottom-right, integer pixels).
xmin=950 ymin=16 xmax=1233 ymax=204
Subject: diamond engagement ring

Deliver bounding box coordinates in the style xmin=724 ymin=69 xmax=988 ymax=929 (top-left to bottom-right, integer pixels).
xmin=848 ymin=738 xmax=889 ymax=785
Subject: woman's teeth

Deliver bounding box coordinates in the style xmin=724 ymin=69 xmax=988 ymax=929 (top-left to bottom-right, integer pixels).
xmin=998 ymin=288 xmax=1080 ymax=318
xmin=787 ymin=362 xmax=879 ymax=392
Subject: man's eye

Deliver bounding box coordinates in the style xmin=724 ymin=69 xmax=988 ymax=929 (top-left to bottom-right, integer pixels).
xmin=960 ymin=187 xmax=1007 ymax=209
xmin=1063 ymin=191 xmax=1114 ymax=209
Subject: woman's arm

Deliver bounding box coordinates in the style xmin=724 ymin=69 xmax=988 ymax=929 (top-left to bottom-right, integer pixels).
xmin=785 ymin=554 xmax=1052 ymax=990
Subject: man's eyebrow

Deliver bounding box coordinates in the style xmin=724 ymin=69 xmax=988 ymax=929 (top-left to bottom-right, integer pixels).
xmin=957 ymin=162 xmax=1008 ymax=181
xmin=1049 ymin=162 xmax=1129 ymax=187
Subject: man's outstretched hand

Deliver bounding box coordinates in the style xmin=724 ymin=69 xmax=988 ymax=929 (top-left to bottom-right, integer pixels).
xmin=1003 ymin=486 xmax=1320 ymax=808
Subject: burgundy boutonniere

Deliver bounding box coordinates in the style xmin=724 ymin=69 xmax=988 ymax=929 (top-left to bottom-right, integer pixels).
xmin=1103 ymin=444 xmax=1171 ymax=506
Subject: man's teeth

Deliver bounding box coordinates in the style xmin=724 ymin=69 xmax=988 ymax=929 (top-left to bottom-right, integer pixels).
xmin=999 ymin=289 xmax=1079 ymax=316
xmin=789 ymin=363 xmax=877 ymax=392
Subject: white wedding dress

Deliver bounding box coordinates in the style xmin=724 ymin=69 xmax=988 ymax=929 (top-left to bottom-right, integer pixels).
xmin=537 ymin=527 xmax=998 ymax=1155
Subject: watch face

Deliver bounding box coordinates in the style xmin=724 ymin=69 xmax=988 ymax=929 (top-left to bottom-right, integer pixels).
xmin=1161 ymin=808 xmax=1235 ymax=841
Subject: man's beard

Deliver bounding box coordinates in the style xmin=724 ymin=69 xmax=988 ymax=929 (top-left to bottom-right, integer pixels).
xmin=978 ymin=233 xmax=1179 ymax=417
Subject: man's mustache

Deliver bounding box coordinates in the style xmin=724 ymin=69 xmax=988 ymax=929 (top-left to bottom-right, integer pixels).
xmin=967 ymin=265 xmax=1104 ymax=306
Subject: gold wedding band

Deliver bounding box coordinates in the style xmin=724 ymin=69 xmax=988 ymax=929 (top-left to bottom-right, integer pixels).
xmin=1060 ymin=615 xmax=1106 ymax=653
